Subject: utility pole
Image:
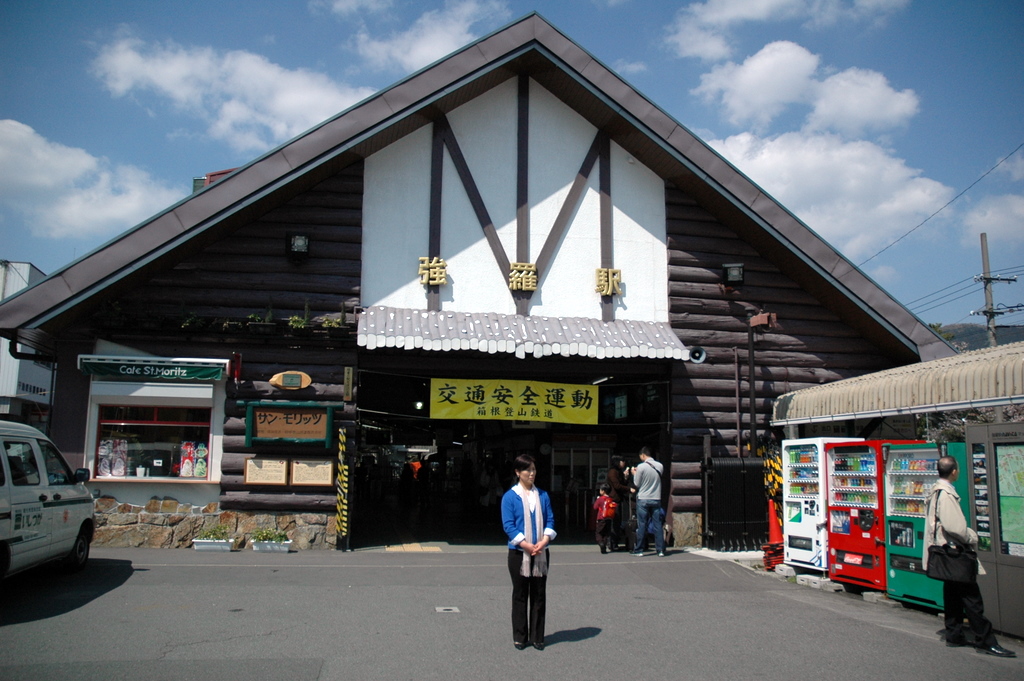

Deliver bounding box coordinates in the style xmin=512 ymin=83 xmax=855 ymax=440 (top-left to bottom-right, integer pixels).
xmin=971 ymin=232 xmax=1017 ymax=347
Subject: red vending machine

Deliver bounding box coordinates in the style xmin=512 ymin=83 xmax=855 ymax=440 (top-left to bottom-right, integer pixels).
xmin=826 ymin=440 xmax=921 ymax=590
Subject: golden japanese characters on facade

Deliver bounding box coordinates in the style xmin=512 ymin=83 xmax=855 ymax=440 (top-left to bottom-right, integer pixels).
xmin=418 ymin=256 xmax=448 ymax=286
xmin=508 ymin=263 xmax=538 ymax=291
xmin=595 ymin=268 xmax=622 ymax=296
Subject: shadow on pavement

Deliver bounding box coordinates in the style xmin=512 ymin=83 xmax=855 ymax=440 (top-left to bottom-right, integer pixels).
xmin=0 ymin=558 xmax=135 ymax=626
xmin=545 ymin=626 xmax=602 ymax=646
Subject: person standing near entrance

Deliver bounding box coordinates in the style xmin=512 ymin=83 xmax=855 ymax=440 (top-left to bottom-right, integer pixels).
xmin=606 ymin=456 xmax=631 ymax=551
xmin=630 ymin=447 xmax=665 ymax=557
xmin=501 ymin=454 xmax=556 ymax=650
xmin=924 ymin=456 xmax=1016 ymax=657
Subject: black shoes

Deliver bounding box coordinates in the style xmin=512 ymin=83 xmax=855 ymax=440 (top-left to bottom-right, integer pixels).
xmin=514 ymin=641 xmax=545 ymax=651
xmin=977 ymin=644 xmax=1016 ymax=658
xmin=945 ymin=638 xmax=968 ymax=648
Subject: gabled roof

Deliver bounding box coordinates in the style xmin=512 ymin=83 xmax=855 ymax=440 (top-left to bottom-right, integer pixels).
xmin=0 ymin=12 xmax=951 ymax=363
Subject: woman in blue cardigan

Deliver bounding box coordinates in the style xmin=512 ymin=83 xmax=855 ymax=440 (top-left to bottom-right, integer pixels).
xmin=501 ymin=454 xmax=556 ymax=650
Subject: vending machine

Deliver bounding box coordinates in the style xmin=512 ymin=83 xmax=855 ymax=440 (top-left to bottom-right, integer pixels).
xmin=827 ymin=440 xmax=921 ymax=590
xmin=884 ymin=442 xmax=968 ymax=609
xmin=782 ymin=437 xmax=862 ymax=572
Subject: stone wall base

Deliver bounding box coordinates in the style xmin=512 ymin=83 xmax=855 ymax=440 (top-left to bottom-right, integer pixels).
xmin=669 ymin=512 xmax=702 ymax=547
xmin=92 ymin=495 xmax=337 ymax=549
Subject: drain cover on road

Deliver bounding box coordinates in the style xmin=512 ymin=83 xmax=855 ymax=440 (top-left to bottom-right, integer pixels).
xmin=435 ymin=607 xmax=460 ymax=613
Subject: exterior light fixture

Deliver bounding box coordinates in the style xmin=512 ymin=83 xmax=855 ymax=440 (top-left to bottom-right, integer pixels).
xmin=287 ymin=232 xmax=310 ymax=262
xmin=722 ymin=263 xmax=744 ymax=286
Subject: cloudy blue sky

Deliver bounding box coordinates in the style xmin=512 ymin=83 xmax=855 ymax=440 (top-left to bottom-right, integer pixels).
xmin=2 ymin=1 xmax=1022 ymax=328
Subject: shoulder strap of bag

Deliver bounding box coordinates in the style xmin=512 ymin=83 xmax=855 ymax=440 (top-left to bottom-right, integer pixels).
xmin=930 ymin=488 xmax=943 ymax=544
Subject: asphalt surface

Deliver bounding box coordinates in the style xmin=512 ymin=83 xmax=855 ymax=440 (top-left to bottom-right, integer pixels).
xmin=1 ymin=544 xmax=1022 ymax=681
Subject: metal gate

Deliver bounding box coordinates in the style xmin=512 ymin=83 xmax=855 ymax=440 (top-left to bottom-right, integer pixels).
xmin=703 ymin=457 xmax=768 ymax=551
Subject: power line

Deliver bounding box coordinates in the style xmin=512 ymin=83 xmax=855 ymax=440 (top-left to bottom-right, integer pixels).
xmin=914 ymin=286 xmax=983 ymax=316
xmin=909 ymin=281 xmax=979 ymax=311
xmin=858 ymin=141 xmax=1024 ymax=267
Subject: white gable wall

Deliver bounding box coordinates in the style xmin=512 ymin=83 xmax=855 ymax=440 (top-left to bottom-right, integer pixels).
xmin=361 ymin=78 xmax=667 ymax=322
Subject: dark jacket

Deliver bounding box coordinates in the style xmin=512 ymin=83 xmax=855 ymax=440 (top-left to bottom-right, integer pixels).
xmin=607 ymin=466 xmax=631 ymax=503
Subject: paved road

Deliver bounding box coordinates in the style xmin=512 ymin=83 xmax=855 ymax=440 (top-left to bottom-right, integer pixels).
xmin=1 ymin=545 xmax=1021 ymax=681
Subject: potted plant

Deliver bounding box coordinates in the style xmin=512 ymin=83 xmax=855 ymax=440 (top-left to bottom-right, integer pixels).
xmin=251 ymin=527 xmax=292 ymax=552
xmin=218 ymin=317 xmax=244 ymax=334
xmin=180 ymin=312 xmax=206 ymax=331
xmin=320 ymin=314 xmax=346 ymax=338
xmin=193 ymin=524 xmax=234 ymax=551
xmin=287 ymin=302 xmax=312 ymax=337
xmin=247 ymin=307 xmax=275 ymax=335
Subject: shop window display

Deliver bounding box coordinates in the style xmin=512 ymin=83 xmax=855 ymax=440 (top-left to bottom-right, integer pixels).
xmin=96 ymin=406 xmax=211 ymax=479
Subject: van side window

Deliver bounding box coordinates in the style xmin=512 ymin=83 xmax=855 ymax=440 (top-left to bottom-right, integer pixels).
xmin=40 ymin=441 xmax=74 ymax=485
xmin=4 ymin=441 xmax=41 ymax=486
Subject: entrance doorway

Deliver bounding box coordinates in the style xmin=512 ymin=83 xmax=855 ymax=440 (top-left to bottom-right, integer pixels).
xmin=349 ymin=368 xmax=669 ymax=549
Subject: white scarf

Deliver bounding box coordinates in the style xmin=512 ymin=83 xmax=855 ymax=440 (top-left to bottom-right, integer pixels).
xmin=514 ymin=483 xmax=548 ymax=578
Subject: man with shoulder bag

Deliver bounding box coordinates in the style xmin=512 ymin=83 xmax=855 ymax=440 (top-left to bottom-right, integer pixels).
xmin=924 ymin=456 xmax=1016 ymax=658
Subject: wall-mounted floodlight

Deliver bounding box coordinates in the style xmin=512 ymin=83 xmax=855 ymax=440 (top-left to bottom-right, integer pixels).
xmin=722 ymin=263 xmax=744 ymax=286
xmin=287 ymin=232 xmax=310 ymax=262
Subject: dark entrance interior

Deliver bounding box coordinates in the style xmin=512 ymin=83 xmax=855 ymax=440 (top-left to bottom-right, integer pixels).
xmin=350 ymin=367 xmax=669 ymax=549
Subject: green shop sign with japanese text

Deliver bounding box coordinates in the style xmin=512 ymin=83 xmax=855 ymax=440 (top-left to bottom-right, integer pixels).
xmin=79 ymin=360 xmax=224 ymax=381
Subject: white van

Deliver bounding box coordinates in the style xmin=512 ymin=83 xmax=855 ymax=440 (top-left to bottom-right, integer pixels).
xmin=0 ymin=421 xmax=94 ymax=578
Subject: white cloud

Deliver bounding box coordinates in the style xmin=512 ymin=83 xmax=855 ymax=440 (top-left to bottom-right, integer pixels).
xmin=694 ymin=41 xmax=818 ymax=129
xmin=613 ymin=59 xmax=648 ymax=76
xmin=354 ymin=0 xmax=510 ymax=72
xmin=664 ymin=22 xmax=733 ymax=61
xmin=694 ymin=41 xmax=917 ymax=134
xmin=962 ymin=194 xmax=1024 ymax=246
xmin=808 ymin=68 xmax=918 ymax=135
xmin=315 ymin=0 xmax=393 ymax=15
xmin=997 ymin=151 xmax=1024 ymax=182
xmin=0 ymin=119 xmax=182 ymax=240
xmin=710 ymin=130 xmax=954 ymax=262
xmin=92 ymin=36 xmax=376 ymax=152
xmin=665 ymin=0 xmax=909 ymax=60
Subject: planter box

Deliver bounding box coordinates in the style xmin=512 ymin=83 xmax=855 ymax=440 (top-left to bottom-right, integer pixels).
xmin=193 ymin=539 xmax=233 ymax=552
xmin=253 ymin=541 xmax=293 ymax=553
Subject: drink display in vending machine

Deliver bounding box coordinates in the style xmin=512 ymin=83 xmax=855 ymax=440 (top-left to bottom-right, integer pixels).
xmin=884 ymin=442 xmax=968 ymax=609
xmin=782 ymin=438 xmax=862 ymax=572
xmin=827 ymin=440 xmax=922 ymax=590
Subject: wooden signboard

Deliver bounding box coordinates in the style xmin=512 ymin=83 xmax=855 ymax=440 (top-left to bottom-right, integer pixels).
xmin=244 ymin=458 xmax=289 ymax=485
xmin=291 ymin=459 xmax=334 ymax=487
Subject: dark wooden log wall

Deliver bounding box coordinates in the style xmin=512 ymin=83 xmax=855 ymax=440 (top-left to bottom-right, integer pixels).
xmin=89 ymin=163 xmax=365 ymax=512
xmin=665 ymin=183 xmax=901 ymax=513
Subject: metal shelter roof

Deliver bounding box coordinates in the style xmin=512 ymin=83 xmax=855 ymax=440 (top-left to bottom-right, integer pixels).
xmin=772 ymin=341 xmax=1024 ymax=425
xmin=356 ymin=306 xmax=692 ymax=360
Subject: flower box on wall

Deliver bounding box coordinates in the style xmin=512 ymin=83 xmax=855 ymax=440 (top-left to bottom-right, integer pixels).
xmin=193 ymin=539 xmax=234 ymax=552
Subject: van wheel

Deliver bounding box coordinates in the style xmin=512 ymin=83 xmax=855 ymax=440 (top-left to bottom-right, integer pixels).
xmin=62 ymin=531 xmax=90 ymax=573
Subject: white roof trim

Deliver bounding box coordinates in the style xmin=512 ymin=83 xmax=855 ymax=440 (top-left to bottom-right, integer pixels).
xmin=356 ymin=306 xmax=692 ymax=360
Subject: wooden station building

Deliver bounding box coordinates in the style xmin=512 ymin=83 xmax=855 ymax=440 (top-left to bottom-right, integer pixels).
xmin=0 ymin=14 xmax=953 ymax=549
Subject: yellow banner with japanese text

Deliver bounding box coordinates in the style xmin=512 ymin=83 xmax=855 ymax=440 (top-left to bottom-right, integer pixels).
xmin=429 ymin=378 xmax=598 ymax=425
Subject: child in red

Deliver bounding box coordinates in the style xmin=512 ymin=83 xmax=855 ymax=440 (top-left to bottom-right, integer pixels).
xmin=593 ymin=483 xmax=617 ymax=554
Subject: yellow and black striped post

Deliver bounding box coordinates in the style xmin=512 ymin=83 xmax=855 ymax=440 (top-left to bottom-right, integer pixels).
xmin=336 ymin=426 xmax=351 ymax=551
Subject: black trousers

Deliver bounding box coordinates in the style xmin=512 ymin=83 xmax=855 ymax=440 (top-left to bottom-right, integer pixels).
xmin=507 ymin=549 xmax=548 ymax=645
xmin=595 ymin=518 xmax=610 ymax=549
xmin=943 ymin=579 xmax=996 ymax=647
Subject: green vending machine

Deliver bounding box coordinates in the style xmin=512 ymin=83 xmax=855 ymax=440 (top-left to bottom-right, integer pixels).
xmin=884 ymin=442 xmax=968 ymax=609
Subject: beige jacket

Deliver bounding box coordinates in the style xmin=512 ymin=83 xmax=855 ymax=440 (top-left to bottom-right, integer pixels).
xmin=923 ymin=478 xmax=984 ymax=574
